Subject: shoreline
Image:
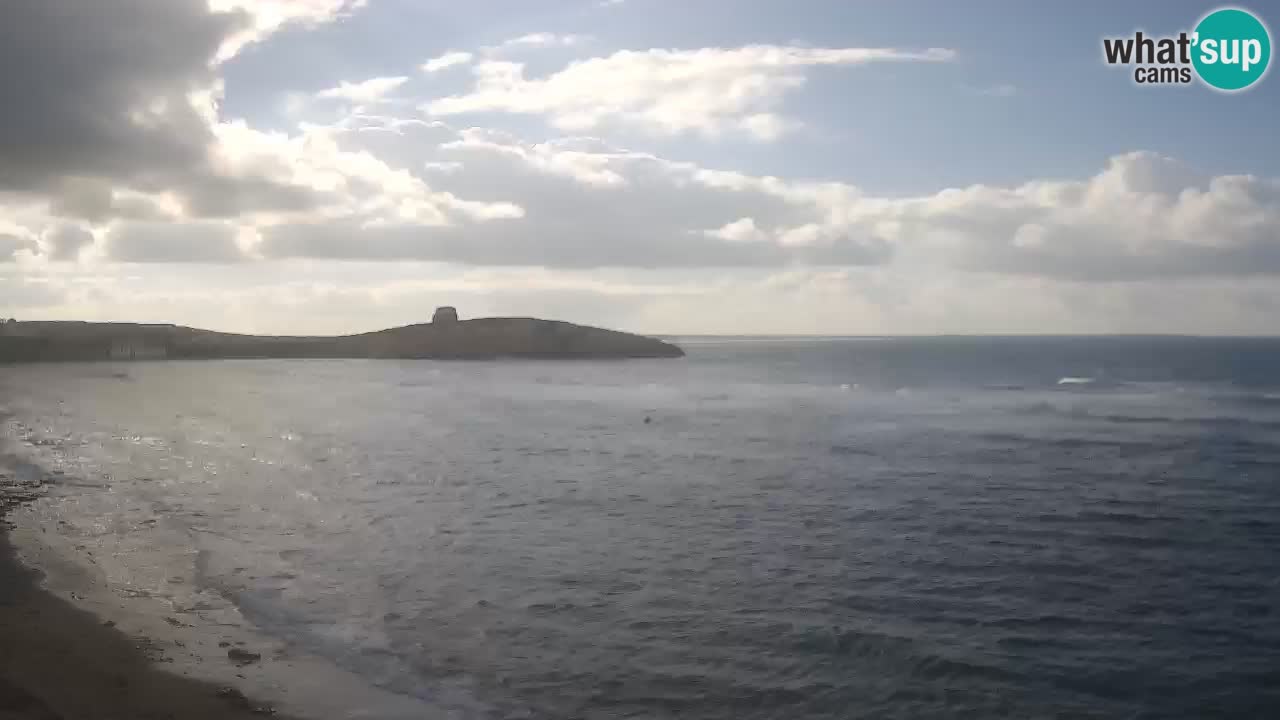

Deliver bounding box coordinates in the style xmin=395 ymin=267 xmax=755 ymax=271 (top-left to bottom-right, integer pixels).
xmin=0 ymin=427 xmax=438 ymax=720
xmin=0 ymin=492 xmax=288 ymax=719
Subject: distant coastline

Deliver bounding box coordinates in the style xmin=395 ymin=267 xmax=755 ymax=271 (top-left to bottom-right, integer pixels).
xmin=0 ymin=309 xmax=684 ymax=362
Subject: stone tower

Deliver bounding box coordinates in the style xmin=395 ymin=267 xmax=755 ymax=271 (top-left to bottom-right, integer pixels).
xmin=432 ymin=306 xmax=459 ymax=324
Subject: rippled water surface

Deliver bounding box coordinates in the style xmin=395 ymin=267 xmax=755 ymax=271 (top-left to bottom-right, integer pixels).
xmin=4 ymin=337 xmax=1280 ymax=718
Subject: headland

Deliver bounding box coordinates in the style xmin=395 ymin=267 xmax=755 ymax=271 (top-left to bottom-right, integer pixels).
xmin=0 ymin=308 xmax=684 ymax=362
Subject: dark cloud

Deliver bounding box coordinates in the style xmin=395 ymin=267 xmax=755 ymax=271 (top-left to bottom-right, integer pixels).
xmin=106 ymin=222 xmax=246 ymax=263
xmin=0 ymin=0 xmax=239 ymax=191
xmin=48 ymin=178 xmax=116 ymax=222
xmin=178 ymin=173 xmax=329 ymax=218
xmin=44 ymin=224 xmax=95 ymax=262
xmin=0 ymin=0 xmax=325 ymax=218
xmin=259 ymin=217 xmax=888 ymax=269
xmin=48 ymin=178 xmax=178 ymax=222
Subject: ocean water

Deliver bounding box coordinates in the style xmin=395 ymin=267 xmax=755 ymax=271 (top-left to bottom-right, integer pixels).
xmin=3 ymin=336 xmax=1280 ymax=719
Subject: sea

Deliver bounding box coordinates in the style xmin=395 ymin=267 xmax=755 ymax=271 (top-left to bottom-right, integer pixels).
xmin=2 ymin=336 xmax=1279 ymax=719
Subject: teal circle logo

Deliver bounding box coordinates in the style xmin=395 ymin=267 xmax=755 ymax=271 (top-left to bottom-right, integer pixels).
xmin=1192 ymin=7 xmax=1271 ymax=91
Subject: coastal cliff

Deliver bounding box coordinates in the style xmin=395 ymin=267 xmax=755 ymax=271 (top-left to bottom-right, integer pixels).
xmin=0 ymin=312 xmax=684 ymax=362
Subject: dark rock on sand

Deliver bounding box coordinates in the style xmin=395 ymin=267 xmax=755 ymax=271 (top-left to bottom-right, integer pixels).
xmin=227 ymin=648 xmax=261 ymax=666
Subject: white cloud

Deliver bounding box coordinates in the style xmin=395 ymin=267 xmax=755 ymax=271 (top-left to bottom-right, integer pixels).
xmin=705 ymin=217 xmax=768 ymax=243
xmin=317 ymin=76 xmax=410 ymax=102
xmin=209 ymin=0 xmax=370 ymax=61
xmin=257 ymin=127 xmax=884 ymax=267
xmin=849 ymin=152 xmax=1280 ymax=280
xmin=648 ymin=150 xmax=1280 ymax=281
xmin=490 ymin=33 xmax=591 ymax=51
xmin=738 ymin=113 xmax=794 ymax=141
xmin=423 ymin=161 xmax=464 ymax=174
xmin=422 ymin=51 xmax=474 ymax=73
xmin=427 ymin=44 xmax=955 ymax=140
xmin=441 ymin=129 xmax=632 ymax=186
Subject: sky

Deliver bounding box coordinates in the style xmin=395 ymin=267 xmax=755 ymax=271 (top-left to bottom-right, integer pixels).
xmin=2 ymin=0 xmax=1279 ymax=336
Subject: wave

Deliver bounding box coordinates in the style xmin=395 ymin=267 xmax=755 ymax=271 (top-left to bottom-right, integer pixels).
xmin=1056 ymin=377 xmax=1096 ymax=386
xmin=831 ymin=444 xmax=877 ymax=457
xmin=976 ymin=431 xmax=1173 ymax=453
xmin=1009 ymin=400 xmax=1280 ymax=431
xmin=1011 ymin=400 xmax=1081 ymax=417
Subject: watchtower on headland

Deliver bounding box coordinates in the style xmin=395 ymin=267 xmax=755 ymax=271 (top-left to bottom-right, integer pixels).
xmin=432 ymin=306 xmax=459 ymax=324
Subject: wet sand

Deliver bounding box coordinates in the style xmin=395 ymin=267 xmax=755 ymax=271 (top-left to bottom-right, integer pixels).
xmin=1 ymin=470 xmax=287 ymax=720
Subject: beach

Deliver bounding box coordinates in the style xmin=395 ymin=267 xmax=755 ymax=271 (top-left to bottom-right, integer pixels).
xmin=1 ymin=467 xmax=285 ymax=720
xmin=1 ymin=422 xmax=449 ymax=720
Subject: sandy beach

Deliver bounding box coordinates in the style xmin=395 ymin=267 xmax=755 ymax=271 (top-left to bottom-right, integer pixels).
xmin=1 ymin=460 xmax=286 ymax=720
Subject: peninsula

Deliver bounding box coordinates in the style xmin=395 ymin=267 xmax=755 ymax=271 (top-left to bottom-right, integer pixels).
xmin=0 ymin=307 xmax=684 ymax=362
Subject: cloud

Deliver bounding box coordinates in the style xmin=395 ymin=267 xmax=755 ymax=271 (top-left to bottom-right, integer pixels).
xmin=192 ymin=119 xmax=525 ymax=229
xmin=10 ymin=70 xmax=1278 ymax=284
xmin=209 ymin=0 xmax=370 ymax=61
xmin=2 ymin=0 xmax=1277 ymax=336
xmin=860 ymin=152 xmax=1280 ymax=280
xmin=440 ymin=129 xmax=631 ymax=186
xmin=0 ymin=0 xmax=238 ymax=193
xmin=0 ymin=0 xmax=355 ymax=223
xmin=613 ymin=150 xmax=1280 ymax=281
xmin=706 ymin=218 xmax=769 ymax=243
xmin=47 ymin=179 xmax=182 ymax=223
xmin=105 ymin=221 xmax=247 ymax=263
xmin=427 ymin=45 xmax=955 ymax=139
xmin=0 ymin=234 xmax=35 ymax=262
xmin=317 ymin=76 xmax=410 ymax=102
xmin=222 ymin=122 xmax=1280 ymax=280
xmin=493 ymin=33 xmax=591 ymax=50
xmin=258 ymin=128 xmax=890 ymax=267
xmin=43 ymin=224 xmax=95 ymax=262
xmin=422 ymin=51 xmax=474 ymax=73
xmin=737 ymin=113 xmax=794 ymax=141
